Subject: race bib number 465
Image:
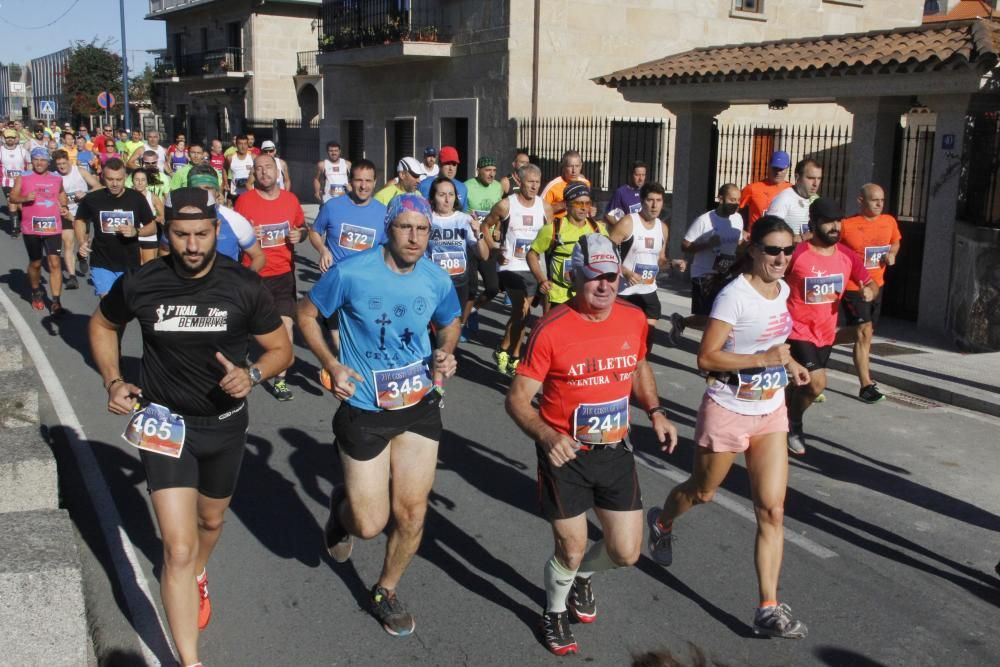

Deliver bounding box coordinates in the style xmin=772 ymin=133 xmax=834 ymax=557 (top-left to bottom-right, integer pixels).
xmin=338 ymin=223 xmax=376 ymax=251
xmin=122 ymin=402 xmax=186 ymax=458
xmin=736 ymin=366 xmax=788 ymax=401
xmin=373 ymin=361 xmax=432 ymax=410
xmin=573 ymin=397 xmax=630 ymax=445
xmin=804 ymin=274 xmax=844 ymax=305
xmin=259 ymin=221 xmax=290 ymax=248
xmin=99 ymin=210 xmax=134 ymax=234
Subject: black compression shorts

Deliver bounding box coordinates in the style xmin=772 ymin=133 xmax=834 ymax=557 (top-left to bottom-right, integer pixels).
xmin=535 ymin=442 xmax=642 ymax=520
xmin=622 ymin=291 xmax=661 ymax=320
xmin=333 ymin=391 xmax=443 ymax=462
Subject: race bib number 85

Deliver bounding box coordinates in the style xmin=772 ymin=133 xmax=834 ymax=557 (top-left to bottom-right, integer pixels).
xmin=122 ymin=402 xmax=186 ymax=458
xmin=804 ymin=274 xmax=844 ymax=305
xmin=633 ymin=262 xmax=658 ymax=286
xmin=573 ymin=397 xmax=630 ymax=445
xmin=373 ymin=361 xmax=432 ymax=410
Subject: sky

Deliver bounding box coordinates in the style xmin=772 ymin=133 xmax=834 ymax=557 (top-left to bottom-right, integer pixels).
xmin=0 ymin=0 xmax=165 ymax=72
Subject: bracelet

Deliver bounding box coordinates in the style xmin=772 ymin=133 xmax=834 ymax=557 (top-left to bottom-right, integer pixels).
xmin=105 ymin=377 xmax=125 ymax=391
xmin=647 ymin=406 xmax=669 ymax=420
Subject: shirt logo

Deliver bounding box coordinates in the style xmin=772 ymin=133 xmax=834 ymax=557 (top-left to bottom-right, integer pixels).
xmin=153 ymin=305 xmax=228 ymax=332
xmin=644 ymin=237 xmax=654 ymax=249
xmin=523 ymin=214 xmax=533 ymax=226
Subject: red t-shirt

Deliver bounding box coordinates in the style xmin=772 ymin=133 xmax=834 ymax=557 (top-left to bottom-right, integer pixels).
xmin=234 ymin=189 xmax=305 ymax=277
xmin=786 ymin=242 xmax=870 ymax=347
xmin=740 ymin=180 xmax=791 ymax=229
xmin=517 ymin=299 xmax=648 ymax=441
xmin=839 ymin=214 xmax=901 ymax=289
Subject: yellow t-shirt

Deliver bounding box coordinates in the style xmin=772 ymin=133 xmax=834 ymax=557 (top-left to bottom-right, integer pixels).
xmin=529 ymin=218 xmax=607 ymax=304
xmin=374 ymin=182 xmax=405 ymax=206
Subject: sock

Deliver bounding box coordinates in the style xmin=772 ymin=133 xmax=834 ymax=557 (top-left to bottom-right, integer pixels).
xmin=196 ymin=569 xmax=207 ymax=584
xmin=544 ymin=555 xmax=578 ymax=613
xmin=759 ymin=599 xmax=778 ymax=609
xmin=576 ymin=540 xmax=618 ymax=579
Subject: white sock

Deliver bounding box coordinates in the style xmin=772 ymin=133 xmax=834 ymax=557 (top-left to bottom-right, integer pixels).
xmin=544 ymin=555 xmax=577 ymax=613
xmin=576 ymin=540 xmax=617 ymax=579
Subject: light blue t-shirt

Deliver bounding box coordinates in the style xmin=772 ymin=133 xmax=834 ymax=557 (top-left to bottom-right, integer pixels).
xmin=418 ymin=176 xmax=467 ymax=211
xmin=312 ymin=195 xmax=388 ymax=264
xmin=427 ymin=211 xmax=478 ymax=285
xmin=308 ymin=247 xmax=462 ymax=412
xmin=216 ymin=205 xmax=257 ymax=261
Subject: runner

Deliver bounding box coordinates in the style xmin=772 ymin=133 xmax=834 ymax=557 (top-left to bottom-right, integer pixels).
xmin=421 ymin=146 xmax=439 ymax=180
xmin=234 ymin=154 xmax=306 ymax=401
xmin=131 ymin=169 xmax=166 ymax=264
xmin=53 ymin=149 xmax=100 ymax=289
xmin=766 ymin=158 xmax=822 ymax=240
xmin=784 ymin=198 xmax=877 ymax=455
xmin=169 ymin=144 xmax=217 ymax=190
xmin=375 ymin=157 xmax=424 ymax=205
xmin=89 ymin=187 xmax=293 ymax=667
xmin=541 ymin=150 xmax=592 ymax=222
xmin=668 ymin=183 xmax=745 ymax=345
xmin=74 ymin=157 xmax=157 ymax=297
xmin=603 ymin=161 xmax=647 ymax=225
xmin=208 ymin=139 xmax=229 ymax=193
xmin=226 ymin=135 xmax=255 ymax=203
xmin=500 ymin=148 xmax=530 ymax=197
xmin=462 ymin=156 xmax=503 ymax=340
xmin=417 ymin=146 xmax=467 ymax=208
xmin=9 ymin=147 xmax=70 ymax=312
xmin=74 ymin=134 xmax=98 ymax=173
xmin=185 ymin=163 xmax=265 ymax=271
xmin=428 ymin=176 xmax=488 ymax=311
xmin=122 ymin=129 xmax=147 ymax=169
xmin=506 ymin=233 xmax=678 ymax=656
xmin=297 ymin=193 xmax=461 ymax=637
xmin=165 ymin=137 xmax=189 ymax=175
xmin=527 ymin=182 xmax=606 ymax=311
xmin=260 ymin=141 xmax=291 ymax=191
xmin=835 ymin=183 xmax=901 ymax=403
xmin=309 ymin=158 xmax=387 ymax=273
xmin=1 ymin=128 xmax=30 ymax=238
xmin=647 ymin=215 xmax=811 ymax=640
xmin=28 ymin=124 xmax=47 ymax=151
xmin=313 ymin=141 xmax=351 ymax=203
xmin=484 ymin=162 xmax=551 ymax=375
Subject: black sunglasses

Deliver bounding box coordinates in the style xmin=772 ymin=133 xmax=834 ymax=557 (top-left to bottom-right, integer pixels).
xmin=759 ymin=244 xmax=795 ymax=257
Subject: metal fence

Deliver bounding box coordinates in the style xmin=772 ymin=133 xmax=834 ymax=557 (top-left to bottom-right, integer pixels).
xmin=713 ymin=123 xmax=852 ymax=204
xmin=959 ymin=111 xmax=1000 ymax=228
xmin=515 ymin=117 xmax=671 ymax=196
xmin=296 ymin=50 xmax=320 ymax=76
xmin=242 ymin=118 xmax=321 ymax=203
xmin=319 ymin=0 xmax=450 ymax=52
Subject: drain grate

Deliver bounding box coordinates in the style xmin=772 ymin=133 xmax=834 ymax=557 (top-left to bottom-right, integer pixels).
xmin=869 ymin=342 xmax=926 ymax=357
xmin=886 ymin=392 xmax=941 ymax=409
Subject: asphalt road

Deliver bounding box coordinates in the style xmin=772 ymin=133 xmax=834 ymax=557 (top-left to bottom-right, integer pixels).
xmin=4 ymin=228 xmax=999 ymax=667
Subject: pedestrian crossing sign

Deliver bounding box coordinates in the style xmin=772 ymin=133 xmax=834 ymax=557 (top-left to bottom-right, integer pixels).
xmin=40 ymin=100 xmax=56 ymax=116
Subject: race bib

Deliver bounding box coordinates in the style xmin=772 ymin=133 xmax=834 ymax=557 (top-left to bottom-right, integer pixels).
xmin=338 ymin=223 xmax=376 ymax=251
xmin=864 ymin=245 xmax=890 ymax=270
xmin=31 ymin=216 xmax=57 ymax=233
xmin=259 ymin=221 xmax=289 ymax=248
xmin=373 ymin=361 xmax=432 ymax=410
xmin=573 ymin=397 xmax=630 ymax=445
xmin=234 ymin=178 xmax=249 ymax=189
xmin=628 ymin=202 xmax=642 ymax=214
xmin=804 ymin=274 xmax=843 ymax=305
xmin=736 ymin=366 xmax=788 ymax=402
xmin=562 ymin=260 xmax=572 ymax=284
xmin=122 ymin=402 xmax=186 ymax=459
xmin=513 ymin=237 xmax=532 ymax=259
xmin=99 ymin=210 xmax=134 ymax=234
xmin=329 ymin=184 xmax=346 ymax=197
xmin=433 ymin=249 xmax=467 ymax=276
xmin=633 ymin=262 xmax=658 ymax=285
xmin=473 ymin=210 xmax=490 ymax=220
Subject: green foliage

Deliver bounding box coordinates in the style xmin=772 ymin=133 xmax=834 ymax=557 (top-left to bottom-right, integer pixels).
xmin=129 ymin=64 xmax=155 ymax=103
xmin=63 ymin=41 xmax=123 ymax=116
xmin=7 ymin=63 xmax=22 ymax=81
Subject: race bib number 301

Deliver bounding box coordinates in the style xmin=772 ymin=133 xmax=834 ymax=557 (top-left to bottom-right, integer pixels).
xmin=259 ymin=221 xmax=290 ymax=248
xmin=122 ymin=402 xmax=186 ymax=458
xmin=864 ymin=245 xmax=890 ymax=270
xmin=338 ymin=223 xmax=376 ymax=251
xmin=99 ymin=210 xmax=134 ymax=234
xmin=573 ymin=397 xmax=630 ymax=445
xmin=736 ymin=366 xmax=788 ymax=402
xmin=373 ymin=361 xmax=433 ymax=410
xmin=804 ymin=274 xmax=844 ymax=305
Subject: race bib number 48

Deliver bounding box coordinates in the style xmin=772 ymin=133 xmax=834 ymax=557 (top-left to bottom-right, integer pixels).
xmin=736 ymin=366 xmax=788 ymax=402
xmin=864 ymin=245 xmax=891 ymax=270
xmin=99 ymin=210 xmax=134 ymax=234
xmin=259 ymin=221 xmax=290 ymax=248
xmin=573 ymin=397 xmax=630 ymax=445
xmin=122 ymin=402 xmax=186 ymax=458
xmin=338 ymin=223 xmax=376 ymax=251
xmin=373 ymin=361 xmax=432 ymax=410
xmin=804 ymin=274 xmax=844 ymax=305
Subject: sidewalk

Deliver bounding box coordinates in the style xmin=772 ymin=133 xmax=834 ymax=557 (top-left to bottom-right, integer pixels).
xmin=655 ymin=275 xmax=1000 ymax=418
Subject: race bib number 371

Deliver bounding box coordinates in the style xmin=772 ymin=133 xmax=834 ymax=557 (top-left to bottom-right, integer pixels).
xmin=804 ymin=274 xmax=844 ymax=305
xmin=573 ymin=397 xmax=630 ymax=445
xmin=122 ymin=402 xmax=186 ymax=458
xmin=259 ymin=221 xmax=290 ymax=248
xmin=373 ymin=361 xmax=433 ymax=410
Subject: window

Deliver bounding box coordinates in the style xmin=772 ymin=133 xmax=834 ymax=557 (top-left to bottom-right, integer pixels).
xmin=342 ymin=119 xmax=365 ymax=163
xmin=385 ymin=118 xmax=415 ymax=182
xmin=734 ymin=0 xmax=763 ymax=12
xmin=923 ymin=0 xmax=941 ymax=14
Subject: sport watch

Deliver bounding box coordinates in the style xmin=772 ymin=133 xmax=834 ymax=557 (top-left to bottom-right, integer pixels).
xmin=248 ymin=366 xmax=262 ymax=386
xmin=647 ymin=406 xmax=669 ymax=420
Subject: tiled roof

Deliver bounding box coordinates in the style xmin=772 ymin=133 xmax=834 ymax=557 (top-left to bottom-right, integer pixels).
xmin=924 ymin=1 xmax=997 ymax=23
xmin=595 ymin=19 xmax=1000 ymax=88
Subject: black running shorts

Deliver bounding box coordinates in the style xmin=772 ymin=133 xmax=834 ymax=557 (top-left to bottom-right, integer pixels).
xmin=535 ymin=442 xmax=642 ymax=520
xmin=841 ymin=289 xmax=883 ymax=327
xmin=788 ymin=338 xmax=833 ymax=371
xmin=333 ymin=391 xmax=443 ymax=462
xmin=139 ymin=401 xmax=249 ymax=499
xmin=690 ymin=277 xmax=715 ymax=316
xmin=262 ymin=271 xmax=297 ymax=319
xmin=622 ymin=291 xmax=661 ymax=321
xmin=23 ymin=234 xmax=62 ymax=262
xmin=499 ymin=270 xmax=539 ymax=297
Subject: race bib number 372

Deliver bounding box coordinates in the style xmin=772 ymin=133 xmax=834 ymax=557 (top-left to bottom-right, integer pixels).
xmin=804 ymin=274 xmax=844 ymax=305
xmin=338 ymin=223 xmax=375 ymax=251
xmin=122 ymin=402 xmax=186 ymax=458
xmin=373 ymin=361 xmax=432 ymax=410
xmin=573 ymin=397 xmax=630 ymax=445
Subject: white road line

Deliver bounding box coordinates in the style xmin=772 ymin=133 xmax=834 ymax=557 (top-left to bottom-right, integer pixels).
xmin=0 ymin=290 xmax=174 ymax=665
xmin=633 ymin=451 xmax=839 ymax=560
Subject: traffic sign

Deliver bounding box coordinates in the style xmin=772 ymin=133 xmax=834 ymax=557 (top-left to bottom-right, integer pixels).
xmin=97 ymin=92 xmax=116 ymax=109
xmin=39 ymin=99 xmax=56 ymax=117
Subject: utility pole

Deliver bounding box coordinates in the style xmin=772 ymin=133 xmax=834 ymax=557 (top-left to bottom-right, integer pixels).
xmin=119 ymin=0 xmax=131 ymax=131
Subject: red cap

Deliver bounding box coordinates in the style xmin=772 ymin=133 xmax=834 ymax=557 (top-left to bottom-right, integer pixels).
xmin=439 ymin=146 xmax=460 ymax=164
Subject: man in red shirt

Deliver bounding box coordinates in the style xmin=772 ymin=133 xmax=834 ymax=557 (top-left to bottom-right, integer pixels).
xmin=235 ymin=154 xmax=305 ymax=401
xmin=785 ymin=198 xmax=877 ymax=455
xmin=836 ymin=183 xmax=901 ymax=403
xmin=739 ymin=150 xmax=791 ymax=232
xmin=506 ymin=233 xmax=678 ymax=656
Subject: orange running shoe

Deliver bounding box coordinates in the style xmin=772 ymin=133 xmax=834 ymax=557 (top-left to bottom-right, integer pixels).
xmin=197 ymin=569 xmax=212 ymax=631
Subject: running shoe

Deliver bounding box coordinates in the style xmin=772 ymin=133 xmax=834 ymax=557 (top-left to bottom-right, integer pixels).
xmin=506 ymin=357 xmax=519 ymax=378
xmin=11 ymin=227 xmax=19 ymax=239
xmin=503 ymin=293 xmax=511 ymax=306
xmin=494 ymin=348 xmax=510 ymax=375
xmin=858 ymin=383 xmax=886 ymax=404
xmin=370 ymin=585 xmax=415 ymax=637
xmin=272 ymin=378 xmax=294 ymax=401
xmin=540 ymin=610 xmax=577 ymax=656
xmin=668 ymin=312 xmax=685 ymax=347
xmin=467 ymin=310 xmax=480 ymax=333
xmin=197 ymin=570 xmax=212 ymax=631
xmin=49 ymin=299 xmax=64 ymax=317
xmin=30 ymin=290 xmax=44 ymax=311
xmin=752 ymin=603 xmax=808 ymax=639
xmin=567 ymin=576 xmax=596 ymax=623
xmin=813 ymin=392 xmax=827 ymax=403
xmin=323 ymin=484 xmax=353 ymax=562
xmin=76 ymin=256 xmax=89 ymax=276
xmin=63 ymin=274 xmax=79 ymax=290
xmin=459 ymin=326 xmax=470 ymax=343
xmin=646 ymin=506 xmax=673 ymax=566
xmin=788 ymin=424 xmax=807 ymax=456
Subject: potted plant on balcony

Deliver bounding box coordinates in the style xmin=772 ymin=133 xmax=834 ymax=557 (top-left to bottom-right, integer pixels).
xmin=417 ymin=25 xmax=438 ymax=42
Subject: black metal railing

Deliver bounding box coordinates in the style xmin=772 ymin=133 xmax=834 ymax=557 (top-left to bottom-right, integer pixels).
xmin=319 ymin=0 xmax=450 ymax=52
xmin=296 ymin=50 xmax=320 ymax=75
xmin=154 ymin=47 xmax=244 ymax=78
xmin=959 ymin=111 xmax=1000 ymax=228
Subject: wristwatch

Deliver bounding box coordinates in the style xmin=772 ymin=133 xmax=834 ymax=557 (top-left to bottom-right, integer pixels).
xmin=647 ymin=406 xmax=669 ymax=420
xmin=248 ymin=366 xmax=262 ymax=386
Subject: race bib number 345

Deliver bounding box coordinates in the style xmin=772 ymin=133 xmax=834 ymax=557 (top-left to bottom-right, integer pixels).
xmin=122 ymin=402 xmax=186 ymax=458
xmin=573 ymin=397 xmax=629 ymax=445
xmin=373 ymin=361 xmax=433 ymax=410
xmin=804 ymin=274 xmax=844 ymax=305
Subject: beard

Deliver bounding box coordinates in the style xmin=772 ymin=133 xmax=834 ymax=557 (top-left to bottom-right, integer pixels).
xmin=171 ymin=238 xmax=217 ymax=276
xmin=814 ymin=226 xmax=840 ymax=246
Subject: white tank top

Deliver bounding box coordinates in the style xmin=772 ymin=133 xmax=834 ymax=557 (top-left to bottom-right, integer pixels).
xmin=1 ymin=145 xmax=28 ymax=187
xmin=501 ymin=194 xmax=546 ymax=273
xmin=323 ymin=158 xmax=349 ymax=201
xmin=619 ymin=213 xmax=664 ymax=296
xmin=61 ymin=166 xmax=88 ymax=216
xmin=229 ymin=153 xmax=254 ymax=193
xmin=275 ymin=157 xmax=286 ymax=190
xmin=139 ymin=190 xmax=158 ymax=243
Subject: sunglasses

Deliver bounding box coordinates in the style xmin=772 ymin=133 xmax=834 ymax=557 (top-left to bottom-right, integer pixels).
xmin=759 ymin=244 xmax=795 ymax=256
xmin=568 ymin=200 xmax=591 ymax=209
xmin=142 ymin=161 xmax=159 ymax=168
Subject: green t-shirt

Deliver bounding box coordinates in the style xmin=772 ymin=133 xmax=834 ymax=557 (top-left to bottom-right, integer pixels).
xmin=125 ymin=173 xmax=169 ymax=199
xmin=529 ymin=218 xmax=607 ymax=305
xmin=374 ymin=182 xmax=405 ymax=206
xmin=169 ymin=164 xmax=224 ymax=191
xmin=463 ymin=178 xmax=503 ymax=219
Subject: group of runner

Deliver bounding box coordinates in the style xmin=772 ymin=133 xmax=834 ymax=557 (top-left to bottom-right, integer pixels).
xmin=1 ymin=122 xmax=912 ymax=663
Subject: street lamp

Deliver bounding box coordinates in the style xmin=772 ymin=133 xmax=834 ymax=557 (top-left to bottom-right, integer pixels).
xmin=119 ymin=0 xmax=130 ymax=131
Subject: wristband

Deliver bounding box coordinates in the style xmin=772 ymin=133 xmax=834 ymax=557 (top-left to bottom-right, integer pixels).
xmin=647 ymin=406 xmax=669 ymax=420
xmin=105 ymin=377 xmax=125 ymax=391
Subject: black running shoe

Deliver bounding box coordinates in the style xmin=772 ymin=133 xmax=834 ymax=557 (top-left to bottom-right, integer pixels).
xmin=568 ymin=576 xmax=596 ymax=623
xmin=370 ymin=585 xmax=415 ymax=637
xmin=752 ymin=603 xmax=808 ymax=639
xmin=540 ymin=610 xmax=578 ymax=656
xmin=63 ymin=274 xmax=79 ymax=290
xmin=858 ymin=383 xmax=886 ymax=404
xmin=76 ymin=256 xmax=89 ymax=276
xmin=323 ymin=485 xmax=353 ymax=562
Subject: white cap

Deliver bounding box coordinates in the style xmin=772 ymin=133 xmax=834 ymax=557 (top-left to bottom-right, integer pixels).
xmin=397 ymin=156 xmax=425 ymax=176
xmin=261 ymin=140 xmax=276 ymax=150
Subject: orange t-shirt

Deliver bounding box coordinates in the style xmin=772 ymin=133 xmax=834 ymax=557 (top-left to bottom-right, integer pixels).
xmin=740 ymin=180 xmax=791 ymax=229
xmin=542 ymin=176 xmax=591 ymax=220
xmin=839 ymin=214 xmax=902 ymax=288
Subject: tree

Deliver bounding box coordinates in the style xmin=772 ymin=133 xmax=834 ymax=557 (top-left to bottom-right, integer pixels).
xmin=63 ymin=41 xmax=122 ymax=117
xmin=7 ymin=62 xmax=22 ymax=81
xmin=129 ymin=64 xmax=155 ymax=105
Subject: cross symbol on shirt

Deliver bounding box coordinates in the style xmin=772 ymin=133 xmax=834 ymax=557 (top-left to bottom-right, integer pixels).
xmin=401 ymin=328 xmax=414 ymax=345
xmin=376 ymin=313 xmax=392 ymax=350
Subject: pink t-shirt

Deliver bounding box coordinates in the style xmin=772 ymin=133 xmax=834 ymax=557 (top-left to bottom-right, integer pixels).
xmin=786 ymin=242 xmax=869 ymax=347
xmin=20 ymin=171 xmax=63 ymax=236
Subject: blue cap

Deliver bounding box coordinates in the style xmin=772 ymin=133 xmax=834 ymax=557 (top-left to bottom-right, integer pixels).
xmin=770 ymin=150 xmax=790 ymax=170
xmin=423 ymin=146 xmax=437 ymax=156
xmin=30 ymin=147 xmax=50 ymax=161
xmin=384 ymin=192 xmax=432 ymax=229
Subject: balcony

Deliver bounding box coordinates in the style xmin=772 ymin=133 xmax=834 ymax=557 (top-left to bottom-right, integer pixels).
xmin=296 ymin=50 xmax=320 ymax=76
xmin=154 ymin=47 xmax=247 ymax=81
xmin=318 ymin=0 xmax=452 ymax=67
